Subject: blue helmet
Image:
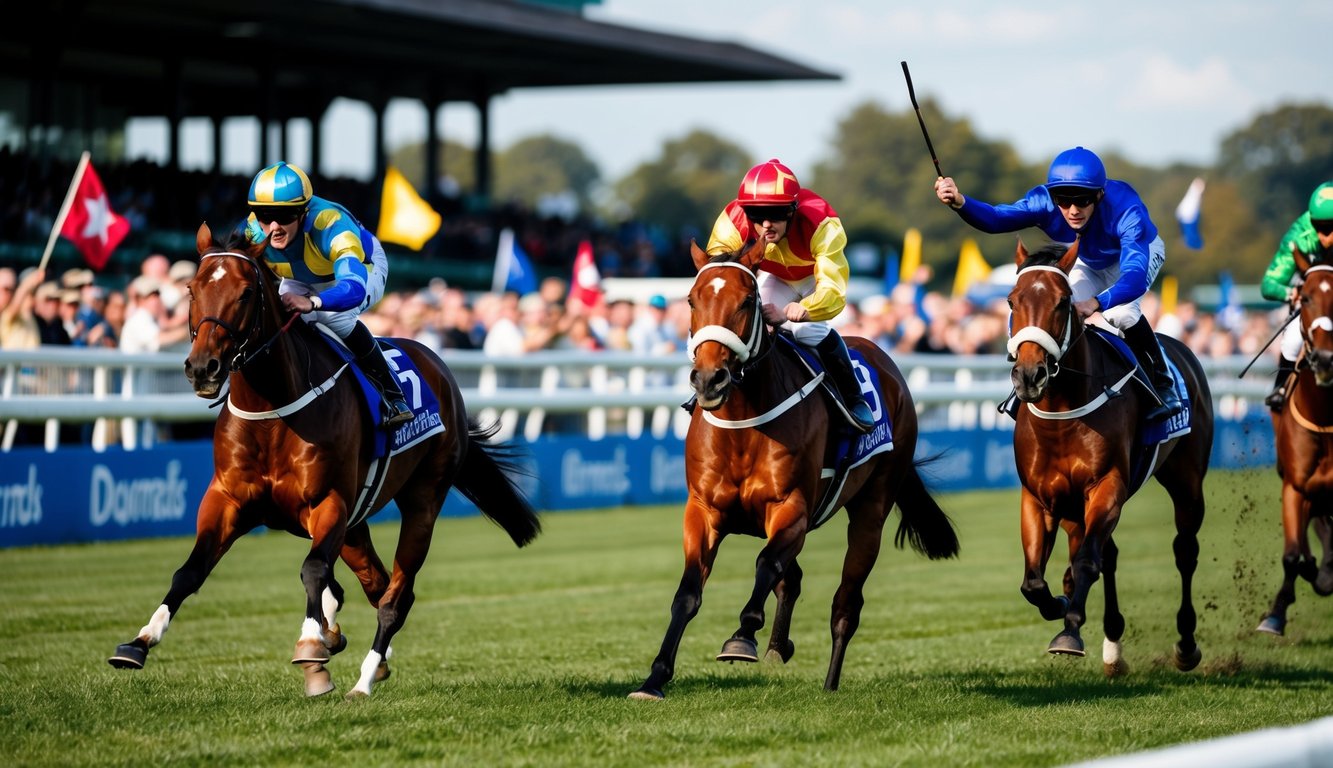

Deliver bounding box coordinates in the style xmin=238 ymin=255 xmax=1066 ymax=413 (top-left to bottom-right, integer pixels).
xmin=248 ymin=162 xmax=313 ymax=207
xmin=1045 ymin=147 xmax=1106 ymax=191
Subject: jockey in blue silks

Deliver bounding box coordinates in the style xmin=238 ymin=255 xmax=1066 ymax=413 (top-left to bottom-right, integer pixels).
xmin=935 ymin=146 xmax=1181 ymax=420
xmin=244 ymin=161 xmax=412 ymax=426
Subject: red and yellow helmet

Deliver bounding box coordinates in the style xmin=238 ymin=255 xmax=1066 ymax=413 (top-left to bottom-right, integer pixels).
xmin=736 ymin=158 xmax=800 ymax=205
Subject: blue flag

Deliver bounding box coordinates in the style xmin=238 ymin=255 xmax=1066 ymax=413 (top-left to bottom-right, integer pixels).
xmin=492 ymin=227 xmax=538 ymax=294
xmin=881 ymin=248 xmax=900 ymax=295
xmin=1175 ymin=177 xmax=1205 ymax=250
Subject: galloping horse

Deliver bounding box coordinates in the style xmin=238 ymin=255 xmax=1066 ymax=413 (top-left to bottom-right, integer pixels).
xmin=629 ymin=239 xmax=959 ymax=700
xmin=1007 ymin=240 xmax=1213 ymax=675
xmin=1258 ymin=247 xmax=1333 ymax=635
xmin=108 ymin=223 xmax=541 ymax=698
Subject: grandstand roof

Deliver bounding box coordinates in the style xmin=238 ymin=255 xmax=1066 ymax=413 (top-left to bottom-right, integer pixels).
xmin=5 ymin=0 xmax=839 ymax=120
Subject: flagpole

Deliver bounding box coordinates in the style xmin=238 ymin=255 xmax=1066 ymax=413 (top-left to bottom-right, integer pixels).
xmin=38 ymin=150 xmax=91 ymax=273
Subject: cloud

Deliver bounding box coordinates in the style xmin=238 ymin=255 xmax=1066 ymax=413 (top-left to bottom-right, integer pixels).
xmin=1125 ymin=55 xmax=1251 ymax=110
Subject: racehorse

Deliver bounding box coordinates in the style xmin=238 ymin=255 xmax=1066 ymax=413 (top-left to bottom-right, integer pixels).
xmin=629 ymin=239 xmax=960 ymax=700
xmin=1257 ymin=247 xmax=1333 ymax=636
xmin=108 ymin=222 xmax=541 ymax=698
xmin=1007 ymin=240 xmax=1213 ymax=676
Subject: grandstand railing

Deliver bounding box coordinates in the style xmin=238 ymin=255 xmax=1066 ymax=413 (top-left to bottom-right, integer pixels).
xmin=0 ymin=347 xmax=1277 ymax=453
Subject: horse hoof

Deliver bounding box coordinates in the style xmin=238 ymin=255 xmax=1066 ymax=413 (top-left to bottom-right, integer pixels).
xmin=345 ymin=689 xmax=369 ymax=701
xmin=1103 ymin=658 xmax=1129 ymax=678
xmin=327 ymin=624 xmax=348 ymax=656
xmin=374 ymin=661 xmax=391 ymax=683
xmin=1047 ymin=632 xmax=1085 ymax=657
xmin=1173 ymin=643 xmax=1202 ymax=672
xmin=1256 ymin=615 xmax=1285 ymax=636
xmin=292 ymin=638 xmax=331 ymax=665
xmin=717 ymin=638 xmax=759 ymax=663
xmin=108 ymin=642 xmax=148 ymax=669
xmin=628 ymin=688 xmax=665 ymax=701
xmin=764 ymin=639 xmax=795 ymax=665
xmin=1314 ymin=570 xmax=1333 ymax=597
xmin=301 ymin=662 xmax=335 ymax=697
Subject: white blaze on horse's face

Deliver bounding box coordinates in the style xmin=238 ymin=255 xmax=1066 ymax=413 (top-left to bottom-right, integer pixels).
xmin=209 ymin=262 xmax=228 ymax=283
xmin=707 ymin=276 xmax=727 ymax=297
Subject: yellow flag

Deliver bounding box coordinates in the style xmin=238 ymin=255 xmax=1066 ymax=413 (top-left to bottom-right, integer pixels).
xmin=1159 ymin=274 xmax=1178 ymax=316
xmin=900 ymin=228 xmax=922 ymax=283
xmin=951 ymin=238 xmax=991 ymax=299
xmin=377 ymin=166 xmax=441 ymax=250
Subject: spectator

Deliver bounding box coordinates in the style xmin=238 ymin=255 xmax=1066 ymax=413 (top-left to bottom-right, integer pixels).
xmin=628 ymin=294 xmax=677 ymax=357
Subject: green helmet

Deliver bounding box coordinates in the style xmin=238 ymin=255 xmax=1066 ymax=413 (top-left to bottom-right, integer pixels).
xmin=1309 ymin=182 xmax=1333 ymax=221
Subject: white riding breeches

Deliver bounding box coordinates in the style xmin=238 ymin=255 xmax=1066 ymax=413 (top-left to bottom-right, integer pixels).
xmin=278 ymin=240 xmax=389 ymax=338
xmin=758 ymin=270 xmax=831 ymax=346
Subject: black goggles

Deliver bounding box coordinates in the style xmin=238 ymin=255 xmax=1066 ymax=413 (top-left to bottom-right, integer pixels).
xmin=1049 ymin=189 xmax=1098 ymax=209
xmin=1313 ymin=219 xmax=1333 ymax=236
xmin=253 ymin=208 xmax=302 ymax=226
xmin=742 ymin=205 xmax=793 ymax=223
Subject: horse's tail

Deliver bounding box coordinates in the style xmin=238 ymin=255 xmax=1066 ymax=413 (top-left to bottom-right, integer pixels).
xmin=893 ymin=453 xmax=960 ymax=560
xmin=453 ymin=420 xmax=542 ymax=547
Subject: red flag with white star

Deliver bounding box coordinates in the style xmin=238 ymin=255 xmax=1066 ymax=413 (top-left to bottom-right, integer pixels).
xmin=567 ymin=239 xmax=603 ymax=310
xmin=58 ymin=160 xmax=130 ymax=269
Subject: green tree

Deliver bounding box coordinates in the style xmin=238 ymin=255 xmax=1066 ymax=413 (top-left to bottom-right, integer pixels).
xmin=493 ymin=134 xmax=601 ymax=213
xmin=610 ymin=129 xmax=753 ymax=237
xmin=388 ymin=139 xmax=476 ymax=192
xmin=1218 ymin=104 xmax=1333 ymax=225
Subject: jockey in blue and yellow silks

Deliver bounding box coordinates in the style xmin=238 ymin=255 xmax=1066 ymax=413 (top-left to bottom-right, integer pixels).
xmin=244 ymin=161 xmax=411 ymax=426
xmin=703 ymin=158 xmax=874 ymax=432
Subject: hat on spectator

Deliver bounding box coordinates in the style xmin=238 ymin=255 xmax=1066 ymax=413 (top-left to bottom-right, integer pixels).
xmin=518 ymin=294 xmax=546 ymax=314
xmin=169 ymin=260 xmax=197 ymax=282
xmin=61 ymin=289 xmax=81 ymax=305
xmin=130 ymin=276 xmax=162 ymax=297
xmin=648 ymin=294 xmax=668 ymax=310
xmin=35 ymin=282 xmax=61 ymax=301
xmin=61 ymin=268 xmax=95 ymax=289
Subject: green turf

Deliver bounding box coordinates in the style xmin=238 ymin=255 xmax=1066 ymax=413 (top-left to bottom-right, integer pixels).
xmin=0 ymin=467 xmax=1329 ymax=767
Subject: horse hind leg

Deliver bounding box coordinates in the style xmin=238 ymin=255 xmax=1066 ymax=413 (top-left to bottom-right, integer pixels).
xmin=1313 ymin=517 xmax=1333 ymax=596
xmin=1100 ymin=537 xmax=1128 ymax=677
xmin=823 ymin=501 xmax=887 ymax=691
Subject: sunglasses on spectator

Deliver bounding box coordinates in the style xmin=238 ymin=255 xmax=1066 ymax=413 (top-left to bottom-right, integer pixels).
xmin=1313 ymin=219 xmax=1333 ymax=236
xmin=253 ymin=208 xmax=302 ymax=226
xmin=1050 ymin=190 xmax=1098 ymax=209
xmin=743 ymin=205 xmax=793 ymax=223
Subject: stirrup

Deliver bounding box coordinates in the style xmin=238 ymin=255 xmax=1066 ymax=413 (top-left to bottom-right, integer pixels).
xmin=847 ymin=399 xmax=875 ymax=433
xmin=1265 ymin=387 xmax=1286 ymax=411
xmin=382 ymin=398 xmax=413 ymax=426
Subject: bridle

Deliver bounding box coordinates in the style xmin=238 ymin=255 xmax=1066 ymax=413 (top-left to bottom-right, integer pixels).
xmin=1298 ymin=264 xmax=1333 ymax=359
xmin=686 ymin=260 xmax=770 ymax=376
xmin=190 ymin=250 xmax=298 ymax=371
xmin=1006 ymin=264 xmax=1080 ymax=370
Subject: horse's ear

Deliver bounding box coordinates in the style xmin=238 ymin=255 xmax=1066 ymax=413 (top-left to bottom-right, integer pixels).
xmin=1058 ymin=239 xmax=1080 ymax=273
xmin=1014 ymin=236 xmax=1028 ymax=267
xmin=196 ymin=222 xmax=213 ymax=255
xmin=689 ymin=239 xmax=710 ymax=271
xmin=738 ymin=238 xmax=766 ymax=271
xmin=1292 ymin=241 xmax=1312 ymax=275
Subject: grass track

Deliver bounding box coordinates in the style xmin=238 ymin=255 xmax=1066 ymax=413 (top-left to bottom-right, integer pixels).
xmin=1 ymin=467 xmax=1330 ymax=767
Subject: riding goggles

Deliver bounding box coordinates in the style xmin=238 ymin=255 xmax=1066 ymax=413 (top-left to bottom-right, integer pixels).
xmin=252 ymin=207 xmax=302 ymax=226
xmin=743 ymin=204 xmax=794 ymax=223
xmin=1313 ymin=219 xmax=1333 ymax=236
xmin=1049 ymin=190 xmax=1098 ymax=209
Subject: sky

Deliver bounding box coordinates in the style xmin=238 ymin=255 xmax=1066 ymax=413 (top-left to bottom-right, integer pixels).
xmin=131 ymin=0 xmax=1332 ymax=185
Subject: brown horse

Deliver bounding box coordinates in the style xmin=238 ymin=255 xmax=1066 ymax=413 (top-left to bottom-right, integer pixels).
xmin=629 ymin=239 xmax=959 ymax=700
xmin=108 ymin=223 xmax=541 ymax=698
xmin=1257 ymin=249 xmax=1333 ymax=635
xmin=1007 ymin=240 xmax=1213 ymax=675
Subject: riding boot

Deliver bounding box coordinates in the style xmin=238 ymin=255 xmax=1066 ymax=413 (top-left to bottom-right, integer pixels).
xmin=1123 ymin=316 xmax=1180 ymax=421
xmin=1265 ymin=357 xmax=1298 ymax=411
xmin=814 ymin=332 xmax=875 ymax=432
xmin=346 ymin=322 xmax=413 ymax=427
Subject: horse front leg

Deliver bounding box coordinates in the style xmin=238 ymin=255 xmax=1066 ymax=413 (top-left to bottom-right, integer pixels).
xmin=630 ymin=501 xmax=721 ymax=700
xmin=291 ymin=499 xmax=349 ymax=697
xmin=1258 ymin=484 xmax=1312 ymax=636
xmin=1100 ymin=537 xmax=1128 ymax=676
xmin=1018 ymin=492 xmax=1067 ymax=622
xmin=1166 ymin=476 xmax=1206 ymax=672
xmin=719 ymin=508 xmax=808 ymax=665
xmin=109 ymin=489 xmax=252 ymax=670
xmin=337 ymin=523 xmax=394 ymax=691
xmin=764 ymin=558 xmax=802 ymax=665
xmin=1051 ymin=489 xmax=1121 ymax=659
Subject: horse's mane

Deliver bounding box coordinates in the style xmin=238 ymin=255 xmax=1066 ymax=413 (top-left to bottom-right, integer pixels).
xmin=213 ymin=225 xmax=256 ymax=254
xmin=707 ymin=249 xmax=741 ymax=265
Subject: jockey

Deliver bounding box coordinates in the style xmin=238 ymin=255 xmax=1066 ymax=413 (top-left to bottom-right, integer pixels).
xmin=935 ymin=146 xmax=1181 ymax=420
xmin=244 ymin=161 xmax=412 ymax=426
xmin=703 ymin=158 xmax=875 ymax=432
xmin=1259 ymin=181 xmax=1333 ymax=411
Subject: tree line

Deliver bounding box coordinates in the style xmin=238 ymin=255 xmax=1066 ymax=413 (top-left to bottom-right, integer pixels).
xmin=391 ymin=102 xmax=1333 ymax=291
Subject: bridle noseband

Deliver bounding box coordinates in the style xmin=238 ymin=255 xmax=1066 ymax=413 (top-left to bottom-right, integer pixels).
xmin=686 ymin=261 xmax=768 ymax=373
xmin=1006 ymin=264 xmax=1077 ymax=368
xmin=1299 ymin=264 xmax=1333 ymax=356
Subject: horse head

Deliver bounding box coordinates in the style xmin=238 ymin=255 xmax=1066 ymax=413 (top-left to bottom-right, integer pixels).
xmin=183 ymin=222 xmax=281 ymax=397
xmin=1007 ymin=239 xmax=1081 ymax=403
xmin=1294 ymin=247 xmax=1333 ymax=387
xmin=685 ymin=238 xmax=767 ymax=410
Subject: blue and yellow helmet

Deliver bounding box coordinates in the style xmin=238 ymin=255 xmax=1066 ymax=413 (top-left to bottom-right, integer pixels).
xmin=248 ymin=162 xmax=312 ymax=208
xmin=1045 ymin=147 xmax=1106 ymax=191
